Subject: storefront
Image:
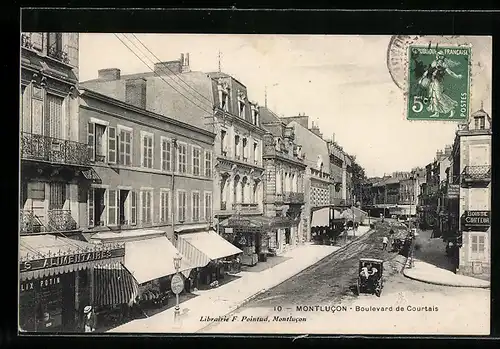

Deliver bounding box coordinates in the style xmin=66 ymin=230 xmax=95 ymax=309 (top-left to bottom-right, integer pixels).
xmin=176 ymin=229 xmax=243 ymax=287
xmin=219 ymin=216 xmax=280 ymax=266
xmin=19 ymin=235 xmax=125 ymax=332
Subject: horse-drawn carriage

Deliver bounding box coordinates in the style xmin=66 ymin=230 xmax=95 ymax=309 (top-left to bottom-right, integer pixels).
xmin=356 ymin=258 xmax=384 ymax=297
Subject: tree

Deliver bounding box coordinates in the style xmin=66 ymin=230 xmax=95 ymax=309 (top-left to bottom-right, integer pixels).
xmin=349 ymin=155 xmax=367 ymax=206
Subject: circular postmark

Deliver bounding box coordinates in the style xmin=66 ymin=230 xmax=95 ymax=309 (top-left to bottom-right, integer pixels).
xmin=386 ymin=35 xmax=421 ymax=90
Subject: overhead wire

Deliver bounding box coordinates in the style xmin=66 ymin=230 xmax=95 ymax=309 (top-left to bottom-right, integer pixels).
xmin=113 ymin=34 xmax=214 ymax=117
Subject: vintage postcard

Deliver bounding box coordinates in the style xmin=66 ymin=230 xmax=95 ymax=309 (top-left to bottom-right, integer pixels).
xmin=19 ymin=32 xmax=491 ymax=336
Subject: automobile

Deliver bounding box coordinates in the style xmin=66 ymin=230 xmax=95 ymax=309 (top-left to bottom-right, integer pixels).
xmin=356 ymin=258 xmax=384 ymax=297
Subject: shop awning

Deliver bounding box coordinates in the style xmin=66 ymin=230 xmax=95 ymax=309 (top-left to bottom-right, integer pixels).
xmin=311 ymin=207 xmax=330 ymax=227
xmin=123 ymin=236 xmax=193 ymax=285
xmin=93 ymin=263 xmax=138 ymax=306
xmin=177 ymin=231 xmax=243 ymax=268
xmin=81 ymin=168 xmax=102 ymax=184
xmin=19 ymin=235 xmax=125 ymax=281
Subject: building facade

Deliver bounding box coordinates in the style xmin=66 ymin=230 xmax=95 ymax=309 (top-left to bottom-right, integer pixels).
xmin=19 ymin=32 xmax=127 ymax=333
xmin=451 ymin=108 xmax=491 ymax=280
xmin=282 ymin=115 xmax=331 ymax=242
xmin=78 ymin=87 xmax=215 ymax=237
xmin=260 ymin=107 xmax=307 ymax=254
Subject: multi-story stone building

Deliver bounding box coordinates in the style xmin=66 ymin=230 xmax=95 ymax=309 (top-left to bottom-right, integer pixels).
xmin=326 ymin=135 xmax=344 ymax=206
xmin=19 ymin=32 xmax=127 ymax=333
xmin=259 ymin=107 xmax=307 ymax=254
xmin=450 ymin=107 xmax=491 ymax=280
xmin=82 ymin=56 xmax=266 ymax=266
xmin=281 ymin=115 xmax=331 ymax=242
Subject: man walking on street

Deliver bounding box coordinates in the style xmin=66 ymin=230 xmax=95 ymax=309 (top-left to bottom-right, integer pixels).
xmin=382 ymin=236 xmax=389 ymax=250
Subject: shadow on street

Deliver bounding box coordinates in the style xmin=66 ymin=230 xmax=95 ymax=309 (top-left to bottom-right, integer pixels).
xmin=413 ymin=228 xmax=456 ymax=272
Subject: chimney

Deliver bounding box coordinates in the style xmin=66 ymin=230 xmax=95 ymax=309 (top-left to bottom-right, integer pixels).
xmin=309 ymin=121 xmax=322 ymax=138
xmin=331 ymin=133 xmax=335 ymax=142
xmin=98 ymin=68 xmax=121 ymax=81
xmin=181 ymin=52 xmax=190 ymax=73
xmin=154 ymin=60 xmax=182 ymax=75
xmin=125 ymin=78 xmax=147 ymax=109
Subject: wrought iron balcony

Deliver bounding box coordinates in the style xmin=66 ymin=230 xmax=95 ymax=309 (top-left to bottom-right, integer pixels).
xmin=21 ymin=132 xmax=91 ymax=167
xmin=462 ymin=165 xmax=491 ymax=182
xmin=233 ymin=203 xmax=259 ymax=213
xmin=19 ymin=210 xmax=45 ymax=234
xmin=47 ymin=46 xmax=70 ymax=64
xmin=263 ymin=144 xmax=304 ymax=162
xmin=48 ymin=209 xmax=78 ymax=231
xmin=20 ymin=209 xmax=78 ymax=234
xmin=282 ymin=192 xmax=305 ymax=204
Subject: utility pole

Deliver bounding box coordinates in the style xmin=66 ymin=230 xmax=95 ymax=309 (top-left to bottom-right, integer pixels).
xmin=264 ymin=85 xmax=267 ymax=108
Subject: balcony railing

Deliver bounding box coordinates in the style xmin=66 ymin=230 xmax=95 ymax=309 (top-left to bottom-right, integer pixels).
xmin=232 ymin=203 xmax=259 ymax=213
xmin=282 ymin=192 xmax=305 ymax=204
xmin=47 ymin=46 xmax=70 ymax=64
xmin=21 ymin=132 xmax=91 ymax=167
xmin=263 ymin=144 xmax=304 ymax=162
xmin=462 ymin=165 xmax=491 ymax=182
xmin=20 ymin=209 xmax=78 ymax=234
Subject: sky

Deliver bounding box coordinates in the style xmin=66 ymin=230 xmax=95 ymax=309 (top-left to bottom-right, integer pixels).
xmin=79 ymin=34 xmax=492 ymax=178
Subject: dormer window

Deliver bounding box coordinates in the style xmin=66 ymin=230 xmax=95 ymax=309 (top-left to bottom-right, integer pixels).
xmin=474 ymin=116 xmax=485 ymax=130
xmin=237 ymin=90 xmax=246 ymax=118
xmin=217 ymin=78 xmax=229 ymax=111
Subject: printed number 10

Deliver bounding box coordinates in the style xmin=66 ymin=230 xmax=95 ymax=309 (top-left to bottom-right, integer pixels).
xmin=274 ymin=306 xmax=282 ymax=312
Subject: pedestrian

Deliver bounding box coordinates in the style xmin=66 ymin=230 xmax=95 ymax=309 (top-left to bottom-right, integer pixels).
xmin=83 ymin=305 xmax=97 ymax=333
xmin=382 ymin=236 xmax=389 ymax=250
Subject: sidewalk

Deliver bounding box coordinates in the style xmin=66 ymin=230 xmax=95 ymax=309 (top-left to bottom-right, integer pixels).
xmin=403 ymin=228 xmax=490 ymax=288
xmin=108 ymin=227 xmax=372 ymax=333
xmin=403 ymin=260 xmax=490 ymax=288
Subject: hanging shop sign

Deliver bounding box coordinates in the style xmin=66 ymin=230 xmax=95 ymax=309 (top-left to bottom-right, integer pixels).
xmin=20 ymin=247 xmax=126 ymax=273
xmin=462 ymin=210 xmax=490 ymax=228
xmin=447 ymin=184 xmax=460 ymax=199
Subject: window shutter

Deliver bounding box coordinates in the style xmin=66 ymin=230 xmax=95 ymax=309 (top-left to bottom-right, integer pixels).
xmin=108 ymin=126 xmax=117 ymax=164
xmin=88 ymin=189 xmax=94 ymax=227
xmin=88 ymin=122 xmax=95 ymax=161
xmin=131 ymin=191 xmax=137 ymax=225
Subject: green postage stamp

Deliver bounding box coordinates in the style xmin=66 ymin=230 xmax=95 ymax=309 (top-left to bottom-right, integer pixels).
xmin=407 ymin=46 xmax=471 ymax=121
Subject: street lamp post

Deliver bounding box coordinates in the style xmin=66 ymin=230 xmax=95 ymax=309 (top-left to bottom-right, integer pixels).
xmin=173 ymin=253 xmax=183 ymax=325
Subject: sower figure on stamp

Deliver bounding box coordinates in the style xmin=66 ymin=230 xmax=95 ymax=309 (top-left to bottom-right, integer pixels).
xmin=418 ymin=51 xmax=463 ymax=118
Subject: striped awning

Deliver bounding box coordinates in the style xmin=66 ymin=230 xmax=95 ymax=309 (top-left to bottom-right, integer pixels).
xmin=177 ymin=231 xmax=243 ymax=269
xmin=93 ymin=263 xmax=138 ymax=306
xmin=19 ymin=235 xmax=125 ymax=282
xmin=124 ymin=236 xmax=193 ymax=285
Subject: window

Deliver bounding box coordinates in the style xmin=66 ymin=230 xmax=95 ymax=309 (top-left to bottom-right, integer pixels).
xmin=471 ymin=234 xmax=486 ymax=259
xmin=140 ymin=190 xmax=153 ymax=224
xmin=119 ymin=128 xmax=132 ymax=166
xmin=177 ymin=190 xmax=187 ymax=222
xmin=88 ymin=188 xmax=105 ymax=227
xmin=204 ymin=192 xmax=212 ymax=222
xmin=141 ymin=132 xmax=153 ymax=169
xmin=28 ymin=182 xmax=45 ymax=200
xmin=192 ymin=191 xmax=200 ymax=222
xmin=160 ymin=190 xmax=170 ymax=223
xmin=178 ymin=143 xmax=187 ymax=173
xmin=88 ymin=122 xmax=108 ymax=163
xmin=253 ymin=142 xmax=258 ymax=164
xmin=205 ymin=151 xmax=212 ymax=177
xmin=107 ymin=189 xmax=118 ymax=226
xmin=220 ymin=130 xmax=227 ymax=156
xmin=193 ymin=147 xmax=201 ymax=176
xmin=47 ymin=33 xmax=63 ymax=53
xmin=49 ymin=182 xmax=66 ymax=210
xmin=161 ymin=137 xmax=172 ymax=171
xmin=118 ymin=189 xmax=131 ymax=225
xmin=474 ymin=116 xmax=485 ymax=130
xmin=46 ymin=94 xmax=64 ymax=139
xmin=243 ymin=138 xmax=248 ymax=161
xmin=235 ymin=135 xmax=240 ymax=159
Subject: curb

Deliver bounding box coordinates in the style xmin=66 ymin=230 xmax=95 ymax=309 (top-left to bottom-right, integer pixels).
xmin=196 ymin=228 xmax=376 ymax=333
xmin=402 ymin=269 xmax=490 ymax=289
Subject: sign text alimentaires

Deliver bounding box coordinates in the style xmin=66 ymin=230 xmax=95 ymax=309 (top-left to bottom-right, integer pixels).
xmin=20 ymin=248 xmax=125 ymax=273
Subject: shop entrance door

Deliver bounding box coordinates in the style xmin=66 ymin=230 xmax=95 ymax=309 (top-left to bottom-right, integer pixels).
xmin=61 ymin=272 xmax=76 ymax=331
